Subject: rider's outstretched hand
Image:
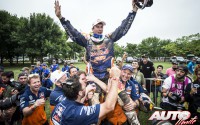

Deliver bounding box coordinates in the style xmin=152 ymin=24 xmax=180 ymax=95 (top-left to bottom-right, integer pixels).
xmin=54 ymin=0 xmax=62 ymax=19
xmin=132 ymin=0 xmax=138 ymax=12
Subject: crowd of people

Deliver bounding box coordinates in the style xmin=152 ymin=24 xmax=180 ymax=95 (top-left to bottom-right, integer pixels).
xmin=0 ymin=54 xmax=199 ymax=125
xmin=0 ymin=0 xmax=200 ymax=125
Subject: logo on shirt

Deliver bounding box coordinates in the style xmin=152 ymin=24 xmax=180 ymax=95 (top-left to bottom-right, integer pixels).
xmin=29 ymin=95 xmax=33 ymax=100
xmin=52 ymin=104 xmax=66 ymax=125
xmin=39 ymin=92 xmax=45 ymax=99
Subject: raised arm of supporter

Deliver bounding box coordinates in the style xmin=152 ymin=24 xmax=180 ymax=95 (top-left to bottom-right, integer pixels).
xmin=22 ymin=98 xmax=45 ymax=117
xmin=98 ymin=67 xmax=120 ymax=119
xmin=86 ymin=74 xmax=107 ymax=92
xmin=80 ymin=84 xmax=96 ymax=103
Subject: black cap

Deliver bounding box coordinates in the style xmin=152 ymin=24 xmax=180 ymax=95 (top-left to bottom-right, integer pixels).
xmin=18 ymin=72 xmax=28 ymax=78
xmin=177 ymin=65 xmax=188 ymax=74
xmin=142 ymin=54 xmax=148 ymax=58
xmin=172 ymin=61 xmax=178 ymax=65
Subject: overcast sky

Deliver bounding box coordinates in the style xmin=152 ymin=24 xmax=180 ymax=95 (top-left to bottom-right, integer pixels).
xmin=0 ymin=0 xmax=200 ymax=46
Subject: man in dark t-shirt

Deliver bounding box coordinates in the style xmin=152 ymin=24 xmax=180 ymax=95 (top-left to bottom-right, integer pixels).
xmin=139 ymin=55 xmax=155 ymax=93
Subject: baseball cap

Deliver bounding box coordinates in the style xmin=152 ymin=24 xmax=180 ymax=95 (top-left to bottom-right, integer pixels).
xmin=122 ymin=64 xmax=133 ymax=73
xmin=20 ymin=67 xmax=29 ymax=71
xmin=18 ymin=72 xmax=28 ymax=78
xmin=142 ymin=54 xmax=148 ymax=58
xmin=172 ymin=61 xmax=178 ymax=65
xmin=92 ymin=19 xmax=106 ymax=27
xmin=42 ymin=63 xmax=47 ymax=66
xmin=0 ymin=66 xmax=4 ymax=72
xmin=50 ymin=70 xmax=66 ymax=83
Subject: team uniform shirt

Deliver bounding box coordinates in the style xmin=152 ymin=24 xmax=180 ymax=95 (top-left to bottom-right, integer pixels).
xmin=162 ymin=75 xmax=191 ymax=106
xmin=60 ymin=11 xmax=137 ymax=79
xmin=41 ymin=68 xmax=53 ymax=88
xmin=51 ymin=64 xmax=59 ymax=72
xmin=62 ymin=66 xmax=69 ymax=72
xmin=130 ymin=78 xmax=144 ymax=98
xmin=34 ymin=66 xmax=43 ymax=76
xmin=51 ymin=99 xmax=100 ymax=125
xmin=50 ymin=86 xmax=66 ymax=111
xmin=125 ymin=80 xmax=139 ymax=101
xmin=20 ymin=87 xmax=51 ymax=125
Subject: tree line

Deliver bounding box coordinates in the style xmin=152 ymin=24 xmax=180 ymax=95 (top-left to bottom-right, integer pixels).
xmin=114 ymin=34 xmax=200 ymax=59
xmin=0 ymin=10 xmax=199 ymax=65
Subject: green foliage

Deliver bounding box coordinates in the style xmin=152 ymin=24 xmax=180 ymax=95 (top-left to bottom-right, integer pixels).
xmin=0 ymin=10 xmax=20 ymax=64
xmin=114 ymin=43 xmax=125 ymax=57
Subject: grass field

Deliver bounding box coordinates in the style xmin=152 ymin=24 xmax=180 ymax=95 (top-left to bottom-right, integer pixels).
xmin=2 ymin=61 xmax=172 ymax=124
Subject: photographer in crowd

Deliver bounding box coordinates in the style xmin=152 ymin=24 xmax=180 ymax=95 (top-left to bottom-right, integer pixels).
xmin=161 ymin=66 xmax=191 ymax=124
xmin=185 ymin=69 xmax=200 ymax=124
xmin=161 ymin=65 xmax=191 ymax=111
xmin=0 ymin=71 xmax=19 ymax=124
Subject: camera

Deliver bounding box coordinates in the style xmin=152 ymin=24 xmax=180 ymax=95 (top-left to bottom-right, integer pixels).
xmin=168 ymin=93 xmax=181 ymax=103
xmin=134 ymin=0 xmax=153 ymax=9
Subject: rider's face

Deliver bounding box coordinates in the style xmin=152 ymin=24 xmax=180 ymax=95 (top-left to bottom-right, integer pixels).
xmin=92 ymin=23 xmax=104 ymax=34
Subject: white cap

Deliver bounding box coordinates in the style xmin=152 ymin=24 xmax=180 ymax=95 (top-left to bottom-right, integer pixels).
xmin=92 ymin=19 xmax=106 ymax=27
xmin=50 ymin=70 xmax=66 ymax=83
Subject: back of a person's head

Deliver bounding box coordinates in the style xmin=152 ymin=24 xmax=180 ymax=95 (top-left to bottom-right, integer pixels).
xmin=62 ymin=76 xmax=81 ymax=100
xmin=76 ymin=71 xmax=86 ymax=77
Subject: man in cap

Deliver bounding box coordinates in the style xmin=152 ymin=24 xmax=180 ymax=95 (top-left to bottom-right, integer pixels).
xmin=161 ymin=65 xmax=191 ymax=124
xmin=139 ymin=54 xmax=155 ymax=93
xmin=49 ymin=70 xmax=68 ymax=125
xmin=50 ymin=60 xmax=59 ymax=73
xmin=20 ymin=67 xmax=30 ymax=74
xmin=20 ymin=74 xmax=51 ymax=125
xmin=106 ymin=64 xmax=140 ymax=125
xmin=30 ymin=65 xmax=36 ymax=74
xmin=50 ymin=70 xmax=67 ymax=112
xmin=161 ymin=66 xmax=191 ymax=111
xmin=41 ymin=63 xmax=53 ymax=89
xmin=54 ymin=0 xmax=138 ymax=82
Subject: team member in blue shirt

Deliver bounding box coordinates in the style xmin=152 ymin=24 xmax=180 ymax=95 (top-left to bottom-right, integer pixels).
xmin=41 ymin=63 xmax=53 ymax=89
xmin=50 ymin=60 xmax=59 ymax=72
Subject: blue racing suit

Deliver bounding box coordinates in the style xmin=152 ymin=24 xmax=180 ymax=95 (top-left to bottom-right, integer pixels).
xmin=60 ymin=11 xmax=137 ymax=79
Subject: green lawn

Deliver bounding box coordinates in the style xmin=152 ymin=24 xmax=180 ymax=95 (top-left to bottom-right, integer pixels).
xmin=2 ymin=61 xmax=172 ymax=124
